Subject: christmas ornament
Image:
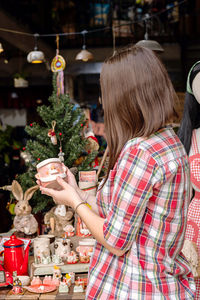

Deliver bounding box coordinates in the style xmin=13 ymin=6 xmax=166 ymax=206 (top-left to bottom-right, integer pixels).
xmin=58 ymin=148 xmax=65 ymax=162
xmin=51 ymin=55 xmax=66 ymax=73
xmin=58 ymin=137 xmax=65 ymax=162
xmin=51 ymin=35 xmax=65 ymax=96
xmin=48 ymin=120 xmax=57 ymax=145
xmin=84 ymin=124 xmax=99 ymax=153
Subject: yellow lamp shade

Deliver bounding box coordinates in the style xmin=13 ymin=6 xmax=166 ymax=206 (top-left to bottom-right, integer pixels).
xmin=0 ymin=43 xmax=4 ymax=53
xmin=27 ymin=50 xmax=45 ymax=63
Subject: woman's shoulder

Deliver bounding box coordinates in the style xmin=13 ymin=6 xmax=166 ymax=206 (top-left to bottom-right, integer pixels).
xmin=123 ymin=127 xmax=173 ymax=151
xmin=121 ymin=127 xmax=186 ymax=165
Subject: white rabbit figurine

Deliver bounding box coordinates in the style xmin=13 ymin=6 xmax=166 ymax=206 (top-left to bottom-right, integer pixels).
xmin=11 ymin=180 xmax=39 ymax=235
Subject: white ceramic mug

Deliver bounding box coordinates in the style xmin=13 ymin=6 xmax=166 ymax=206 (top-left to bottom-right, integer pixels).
xmin=38 ymin=234 xmax=55 ymax=255
xmin=34 ymin=237 xmax=50 ymax=264
xmin=54 ymin=238 xmax=72 ymax=261
xmin=76 ymin=238 xmax=95 ymax=263
xmin=36 ymin=158 xmax=66 ymax=190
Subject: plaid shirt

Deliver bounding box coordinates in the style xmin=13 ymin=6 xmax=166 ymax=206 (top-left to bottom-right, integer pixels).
xmin=86 ymin=126 xmax=195 ymax=300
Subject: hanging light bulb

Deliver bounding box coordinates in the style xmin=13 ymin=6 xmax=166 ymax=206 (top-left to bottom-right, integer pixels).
xmin=75 ymin=30 xmax=93 ymax=62
xmin=27 ymin=33 xmax=45 ymax=63
xmin=0 ymin=43 xmax=4 ymax=53
xmin=135 ymin=20 xmax=164 ymax=53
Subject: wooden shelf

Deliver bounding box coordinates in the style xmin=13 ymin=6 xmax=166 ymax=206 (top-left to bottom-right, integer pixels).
xmin=29 ymin=255 xmax=89 ymax=277
xmin=31 ymin=262 xmax=89 ymax=277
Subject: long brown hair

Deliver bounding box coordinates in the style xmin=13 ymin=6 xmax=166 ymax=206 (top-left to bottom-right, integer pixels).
xmin=100 ymin=45 xmax=177 ymax=184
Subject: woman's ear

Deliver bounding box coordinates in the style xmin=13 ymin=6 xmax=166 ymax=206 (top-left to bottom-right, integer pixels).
xmin=192 ymin=72 xmax=200 ymax=104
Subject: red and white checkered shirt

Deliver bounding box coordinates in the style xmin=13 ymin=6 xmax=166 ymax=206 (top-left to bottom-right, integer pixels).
xmin=86 ymin=126 xmax=195 ymax=299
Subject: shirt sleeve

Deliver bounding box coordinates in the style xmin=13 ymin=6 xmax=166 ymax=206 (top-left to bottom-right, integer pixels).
xmin=103 ymin=146 xmax=157 ymax=252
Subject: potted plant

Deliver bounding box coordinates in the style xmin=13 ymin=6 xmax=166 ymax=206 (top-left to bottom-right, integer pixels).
xmin=13 ymin=72 xmax=28 ymax=88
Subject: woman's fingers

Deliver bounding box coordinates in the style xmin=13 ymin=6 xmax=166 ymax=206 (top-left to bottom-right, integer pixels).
xmin=61 ymin=163 xmax=68 ymax=173
xmin=40 ymin=186 xmax=55 ymax=197
xmin=56 ymin=176 xmax=69 ymax=188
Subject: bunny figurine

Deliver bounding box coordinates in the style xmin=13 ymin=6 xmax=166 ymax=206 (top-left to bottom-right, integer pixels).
xmin=44 ymin=204 xmax=74 ymax=237
xmin=11 ymin=180 xmax=39 ymax=235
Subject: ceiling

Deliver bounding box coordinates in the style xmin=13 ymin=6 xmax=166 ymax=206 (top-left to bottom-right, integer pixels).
xmin=0 ymin=0 xmax=199 ymax=91
xmin=0 ymin=0 xmax=115 ymax=88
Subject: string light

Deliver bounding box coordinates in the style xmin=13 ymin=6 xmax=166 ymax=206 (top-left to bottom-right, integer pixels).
xmin=0 ymin=43 xmax=4 ymax=53
xmin=0 ymin=0 xmax=186 ymax=57
xmin=135 ymin=19 xmax=164 ymax=53
xmin=27 ymin=33 xmax=45 ymax=64
xmin=75 ymin=30 xmax=93 ymax=62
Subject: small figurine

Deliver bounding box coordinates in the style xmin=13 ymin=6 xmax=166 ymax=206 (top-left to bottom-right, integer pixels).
xmin=52 ymin=265 xmax=61 ymax=286
xmin=68 ymin=272 xmax=75 ymax=284
xmin=12 ymin=273 xmax=23 ymax=294
xmin=44 ymin=204 xmax=74 ymax=237
xmin=66 ymin=251 xmax=78 ymax=264
xmin=38 ymin=285 xmax=45 ymax=291
xmin=78 ymin=250 xmax=90 ymax=264
xmin=63 ymin=224 xmax=75 ymax=237
xmin=59 ymin=281 xmax=69 ymax=293
xmin=74 ymin=285 xmax=84 ymax=293
xmin=43 ymin=275 xmax=53 ymax=285
xmin=41 ymin=255 xmax=51 ymax=264
xmin=34 ymin=256 xmax=41 ymax=264
xmin=74 ymin=277 xmax=84 ymax=293
xmin=11 ymin=180 xmax=38 ymax=235
xmin=63 ymin=273 xmax=72 ymax=287
xmin=52 ymin=254 xmax=63 ymax=264
xmin=31 ymin=276 xmax=42 ymax=286
xmin=76 ymin=216 xmax=91 ymax=237
xmin=83 ymin=121 xmax=99 ymax=153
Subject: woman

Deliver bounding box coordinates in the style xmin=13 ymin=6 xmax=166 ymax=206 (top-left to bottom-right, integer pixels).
xmin=39 ymin=46 xmax=195 ymax=299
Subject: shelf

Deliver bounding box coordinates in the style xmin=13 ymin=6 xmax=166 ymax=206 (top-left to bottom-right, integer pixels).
xmin=31 ymin=262 xmax=89 ymax=277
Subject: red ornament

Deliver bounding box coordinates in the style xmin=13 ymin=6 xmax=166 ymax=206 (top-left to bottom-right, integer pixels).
xmin=81 ymin=124 xmax=83 ymax=127
xmin=37 ymin=158 xmax=40 ymax=161
xmin=22 ymin=147 xmax=26 ymax=151
xmin=59 ymin=132 xmax=62 ymax=136
xmin=30 ymin=123 xmax=33 ymax=127
xmin=48 ymin=129 xmax=57 ymax=145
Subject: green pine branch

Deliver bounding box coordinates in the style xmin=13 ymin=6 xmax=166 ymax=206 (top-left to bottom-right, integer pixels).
xmin=18 ymin=73 xmax=98 ymax=214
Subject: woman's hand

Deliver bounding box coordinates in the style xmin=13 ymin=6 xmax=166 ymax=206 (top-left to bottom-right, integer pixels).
xmin=62 ymin=164 xmax=78 ymax=190
xmin=63 ymin=164 xmax=90 ymax=203
xmin=39 ymin=176 xmax=81 ymax=210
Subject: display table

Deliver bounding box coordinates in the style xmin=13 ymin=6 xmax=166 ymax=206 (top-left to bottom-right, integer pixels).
xmin=0 ymin=285 xmax=85 ymax=299
xmin=0 ymin=231 xmax=89 ymax=299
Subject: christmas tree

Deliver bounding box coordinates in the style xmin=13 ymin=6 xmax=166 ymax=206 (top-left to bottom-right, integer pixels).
xmin=18 ymin=74 xmax=98 ymax=213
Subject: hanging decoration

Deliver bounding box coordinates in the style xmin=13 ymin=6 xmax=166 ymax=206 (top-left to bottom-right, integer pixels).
xmin=75 ymin=30 xmax=93 ymax=62
xmin=0 ymin=1 xmax=187 ymax=62
xmin=0 ymin=42 xmax=4 ymax=53
xmin=51 ymin=35 xmax=65 ymax=96
xmin=51 ymin=55 xmax=66 ymax=72
xmin=27 ymin=33 xmax=45 ymax=64
xmin=135 ymin=20 xmax=164 ymax=53
xmin=58 ymin=136 xmax=65 ymax=162
xmin=48 ymin=120 xmax=57 ymax=145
